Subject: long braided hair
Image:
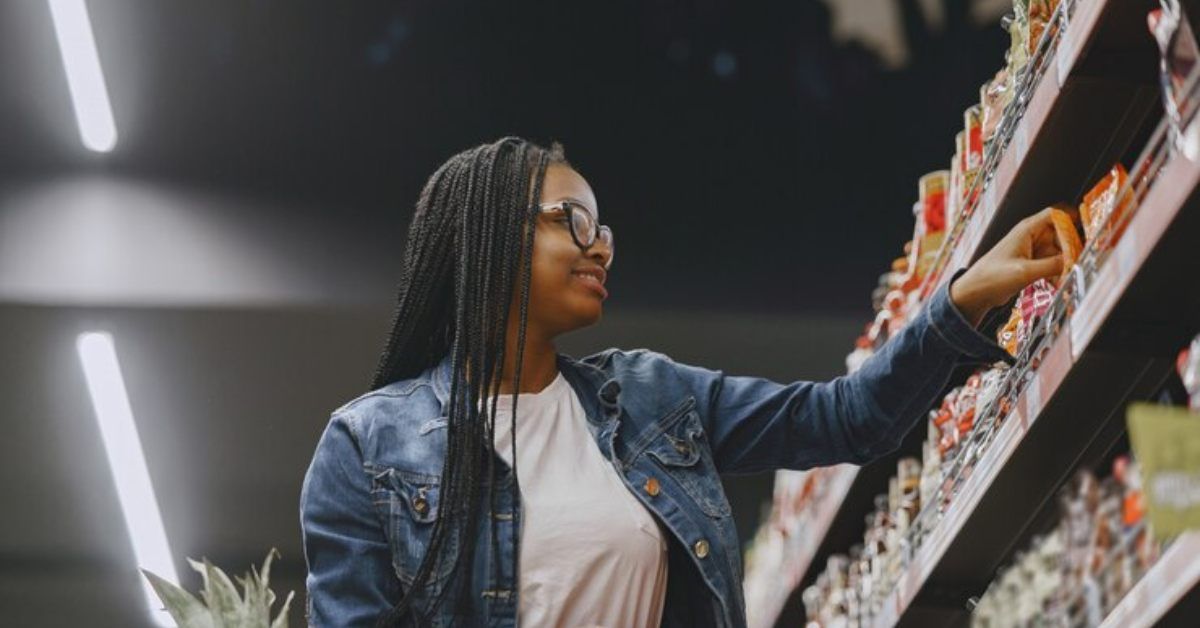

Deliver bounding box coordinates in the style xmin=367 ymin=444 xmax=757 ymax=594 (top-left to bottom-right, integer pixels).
xmin=369 ymin=136 xmax=569 ymax=626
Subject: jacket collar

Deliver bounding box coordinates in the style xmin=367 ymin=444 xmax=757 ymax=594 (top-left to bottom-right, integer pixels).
xmin=430 ymin=350 xmax=623 ymax=426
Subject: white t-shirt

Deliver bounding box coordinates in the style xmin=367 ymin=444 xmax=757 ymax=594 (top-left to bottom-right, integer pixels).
xmin=485 ymin=371 xmax=668 ymax=627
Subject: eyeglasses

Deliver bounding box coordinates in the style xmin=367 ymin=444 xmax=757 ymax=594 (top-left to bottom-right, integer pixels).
xmin=537 ymin=200 xmax=614 ymax=269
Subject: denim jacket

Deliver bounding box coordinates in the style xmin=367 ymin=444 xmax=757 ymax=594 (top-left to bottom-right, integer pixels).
xmin=299 ymin=271 xmax=1012 ymax=627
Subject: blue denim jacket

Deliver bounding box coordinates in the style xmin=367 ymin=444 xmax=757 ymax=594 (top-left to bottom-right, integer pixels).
xmin=300 ymin=272 xmax=1011 ymax=627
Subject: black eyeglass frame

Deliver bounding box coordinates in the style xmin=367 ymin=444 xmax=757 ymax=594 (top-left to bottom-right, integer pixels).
xmin=536 ymin=200 xmax=614 ymax=269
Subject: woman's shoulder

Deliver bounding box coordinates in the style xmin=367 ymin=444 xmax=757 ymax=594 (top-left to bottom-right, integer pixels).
xmin=576 ymin=346 xmax=670 ymax=369
xmin=575 ymin=347 xmax=717 ymax=385
xmin=328 ymin=365 xmax=444 ymax=440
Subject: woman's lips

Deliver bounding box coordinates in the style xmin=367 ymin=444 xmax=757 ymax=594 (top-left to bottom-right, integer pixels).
xmin=572 ymin=272 xmax=608 ymax=300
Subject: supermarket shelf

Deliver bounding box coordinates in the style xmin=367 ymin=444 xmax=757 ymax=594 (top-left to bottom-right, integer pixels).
xmin=746 ymin=465 xmax=858 ymax=628
xmin=934 ymin=0 xmax=1160 ymax=293
xmin=872 ymin=147 xmax=1200 ymax=627
xmin=770 ymin=410 xmax=940 ymax=625
xmin=761 ymin=3 xmax=1164 ymax=625
xmin=755 ymin=2 xmax=1186 ymax=626
xmin=1097 ymin=532 xmax=1200 ymax=628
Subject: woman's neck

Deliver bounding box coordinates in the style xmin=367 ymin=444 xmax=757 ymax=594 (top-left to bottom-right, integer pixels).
xmin=468 ymin=329 xmax=559 ymax=397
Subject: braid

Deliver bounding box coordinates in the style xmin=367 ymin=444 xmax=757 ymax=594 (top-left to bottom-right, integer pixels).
xmin=370 ymin=137 xmax=567 ymax=626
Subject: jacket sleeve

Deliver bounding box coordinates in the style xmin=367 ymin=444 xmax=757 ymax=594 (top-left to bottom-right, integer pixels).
xmin=671 ymin=269 xmax=1014 ymax=474
xmin=300 ymin=412 xmax=400 ymax=626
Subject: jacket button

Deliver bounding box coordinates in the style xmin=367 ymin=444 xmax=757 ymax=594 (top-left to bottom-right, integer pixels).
xmin=673 ymin=441 xmax=691 ymax=455
xmin=693 ymin=539 xmax=710 ymax=558
xmin=413 ymin=496 xmax=428 ymax=515
xmin=643 ymin=477 xmax=660 ymax=497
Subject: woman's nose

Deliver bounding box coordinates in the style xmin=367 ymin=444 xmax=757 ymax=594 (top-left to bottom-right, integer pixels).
xmin=588 ymin=241 xmax=612 ymax=269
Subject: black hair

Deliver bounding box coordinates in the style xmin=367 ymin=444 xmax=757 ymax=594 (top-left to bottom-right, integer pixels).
xmin=369 ymin=136 xmax=570 ymax=626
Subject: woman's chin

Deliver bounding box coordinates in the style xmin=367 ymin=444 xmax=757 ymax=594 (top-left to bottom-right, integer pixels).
xmin=569 ymin=302 xmax=603 ymax=329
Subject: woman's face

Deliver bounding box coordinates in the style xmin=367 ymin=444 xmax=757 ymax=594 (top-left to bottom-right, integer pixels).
xmin=516 ymin=163 xmax=612 ymax=338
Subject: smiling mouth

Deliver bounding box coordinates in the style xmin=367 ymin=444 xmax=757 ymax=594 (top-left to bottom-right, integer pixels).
xmin=571 ymin=271 xmax=608 ymax=299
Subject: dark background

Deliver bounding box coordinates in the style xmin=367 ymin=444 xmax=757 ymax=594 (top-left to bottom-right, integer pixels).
xmin=0 ymin=0 xmax=1010 ymax=625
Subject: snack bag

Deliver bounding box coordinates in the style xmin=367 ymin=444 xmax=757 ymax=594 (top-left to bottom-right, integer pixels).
xmin=1016 ymin=279 xmax=1057 ymax=349
xmin=1028 ymin=0 xmax=1061 ymax=56
xmin=1177 ymin=333 xmax=1200 ymax=410
xmin=1149 ymin=0 xmax=1200 ymax=159
xmin=1006 ymin=0 xmax=1031 ymax=76
xmin=1080 ymin=164 xmax=1134 ymax=246
xmin=981 ymin=68 xmax=1012 ymax=145
xmin=1048 ymin=205 xmax=1085 ymax=281
xmin=998 ymin=308 xmax=1024 ymax=356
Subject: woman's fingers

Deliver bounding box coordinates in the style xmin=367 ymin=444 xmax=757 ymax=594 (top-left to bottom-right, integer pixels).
xmin=1023 ymin=254 xmax=1064 ymax=284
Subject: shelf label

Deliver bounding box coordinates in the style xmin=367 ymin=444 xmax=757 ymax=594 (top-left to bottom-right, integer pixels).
xmin=1116 ymin=230 xmax=1139 ymax=279
xmin=1014 ymin=123 xmax=1030 ymax=164
xmin=1055 ymin=41 xmax=1071 ymax=88
xmin=1025 ymin=377 xmax=1042 ymax=423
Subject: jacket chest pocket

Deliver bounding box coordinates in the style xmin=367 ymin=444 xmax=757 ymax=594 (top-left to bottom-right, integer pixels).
xmin=640 ymin=398 xmax=732 ymax=519
xmin=369 ymin=465 xmax=456 ymax=587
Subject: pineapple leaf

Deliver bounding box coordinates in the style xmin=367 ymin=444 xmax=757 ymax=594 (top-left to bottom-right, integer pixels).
xmin=197 ymin=557 xmax=251 ymax=627
xmin=269 ymin=590 xmax=295 ymax=628
xmin=140 ymin=568 xmax=216 ymax=628
xmin=146 ymin=550 xmax=293 ymax=628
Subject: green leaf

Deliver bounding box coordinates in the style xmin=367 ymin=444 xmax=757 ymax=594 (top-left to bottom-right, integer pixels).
xmin=141 ymin=568 xmax=216 ymax=628
xmin=148 ymin=550 xmax=293 ymax=628
xmin=269 ymin=590 xmax=294 ymax=628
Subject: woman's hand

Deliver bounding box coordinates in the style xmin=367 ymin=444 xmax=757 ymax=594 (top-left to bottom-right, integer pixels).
xmin=950 ymin=207 xmax=1065 ymax=326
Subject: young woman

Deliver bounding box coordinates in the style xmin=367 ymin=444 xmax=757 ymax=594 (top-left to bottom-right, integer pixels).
xmin=300 ymin=137 xmax=1064 ymax=628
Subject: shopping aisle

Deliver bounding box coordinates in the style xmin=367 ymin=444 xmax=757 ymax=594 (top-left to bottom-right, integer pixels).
xmin=743 ymin=0 xmax=1200 ymax=626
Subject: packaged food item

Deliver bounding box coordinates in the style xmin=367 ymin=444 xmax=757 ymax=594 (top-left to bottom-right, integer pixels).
xmin=955 ymin=374 xmax=982 ymax=436
xmin=1149 ymin=0 xmax=1200 ymax=160
xmin=949 ymin=133 xmax=964 ymax=232
xmin=1005 ymin=1 xmax=1031 ymax=78
xmin=897 ymin=457 xmax=921 ymax=531
xmin=973 ymin=456 xmax=1160 ymax=627
xmin=1016 ymin=278 xmax=1057 ymax=350
xmin=1177 ymin=333 xmax=1200 ymax=410
xmin=998 ymin=308 xmax=1023 ymax=356
xmin=964 ymin=105 xmax=984 ymax=175
xmin=919 ymin=170 xmax=949 ymax=233
xmin=1028 ymin=0 xmax=1060 ymax=56
xmin=1080 ymin=164 xmax=1134 ymax=245
xmin=1048 ymin=205 xmax=1084 ymax=281
xmin=902 ymin=201 xmax=947 ymax=294
xmin=981 ymin=68 xmax=1012 ymax=146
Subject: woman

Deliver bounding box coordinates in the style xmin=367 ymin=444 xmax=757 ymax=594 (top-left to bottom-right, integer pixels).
xmin=300 ymin=137 xmax=1063 ymax=627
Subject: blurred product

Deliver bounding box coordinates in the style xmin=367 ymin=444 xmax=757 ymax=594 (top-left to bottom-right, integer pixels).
xmin=981 ymin=68 xmax=1013 ymax=146
xmin=1028 ymin=0 xmax=1060 ymax=56
xmin=1005 ymin=0 xmax=1031 ymax=77
xmin=1149 ymin=0 xmax=1200 ymax=159
xmin=972 ymin=457 xmax=1158 ymax=627
xmin=949 ymin=131 xmax=966 ymax=232
xmin=1178 ymin=333 xmax=1200 ymax=410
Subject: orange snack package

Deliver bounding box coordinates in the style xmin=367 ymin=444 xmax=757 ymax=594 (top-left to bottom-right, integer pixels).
xmin=1080 ymin=164 xmax=1134 ymax=246
xmin=1028 ymin=0 xmax=1061 ymax=55
xmin=997 ymin=308 xmax=1023 ymax=356
xmin=1048 ymin=205 xmax=1084 ymax=281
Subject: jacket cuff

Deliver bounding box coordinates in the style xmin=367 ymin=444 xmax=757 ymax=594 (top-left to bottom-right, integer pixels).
xmin=924 ymin=267 xmax=1015 ymax=366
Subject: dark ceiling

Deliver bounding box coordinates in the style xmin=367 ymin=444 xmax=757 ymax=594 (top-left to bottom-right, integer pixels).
xmin=1 ymin=0 xmax=1009 ymax=314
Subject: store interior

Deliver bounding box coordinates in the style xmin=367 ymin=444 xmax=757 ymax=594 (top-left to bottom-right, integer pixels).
xmin=3 ymin=0 xmax=1199 ymax=627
